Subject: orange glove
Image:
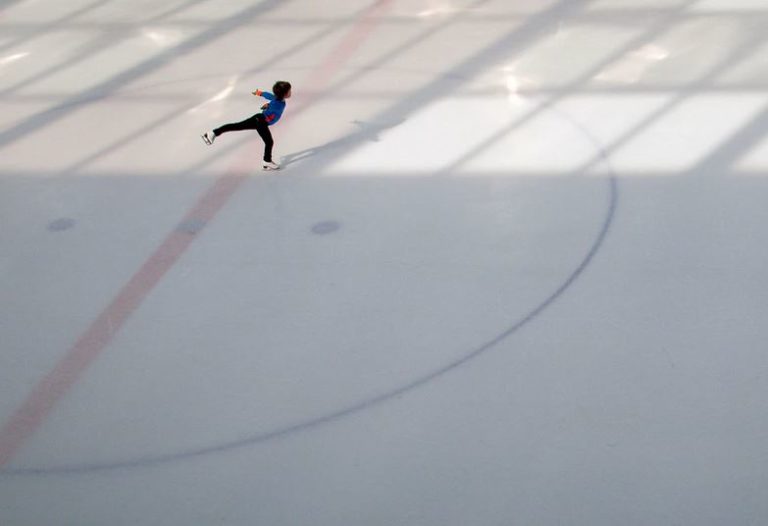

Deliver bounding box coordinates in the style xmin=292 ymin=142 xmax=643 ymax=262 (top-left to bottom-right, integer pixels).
xmin=252 ymin=89 xmax=263 ymax=96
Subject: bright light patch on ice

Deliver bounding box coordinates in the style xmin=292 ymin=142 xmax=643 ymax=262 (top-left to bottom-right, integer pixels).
xmin=0 ymin=52 xmax=30 ymax=67
xmin=141 ymin=28 xmax=184 ymax=47
xmin=608 ymin=94 xmax=768 ymax=172
xmin=594 ymin=43 xmax=669 ymax=84
xmin=187 ymin=77 xmax=239 ymax=115
xmin=691 ymin=0 xmax=768 ymax=11
xmin=329 ymin=96 xmax=603 ymax=176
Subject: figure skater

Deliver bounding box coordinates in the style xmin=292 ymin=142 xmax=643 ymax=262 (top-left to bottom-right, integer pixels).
xmin=202 ymin=80 xmax=291 ymax=170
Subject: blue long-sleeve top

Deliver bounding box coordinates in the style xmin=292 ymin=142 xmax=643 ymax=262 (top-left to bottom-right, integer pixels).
xmin=259 ymin=91 xmax=286 ymax=126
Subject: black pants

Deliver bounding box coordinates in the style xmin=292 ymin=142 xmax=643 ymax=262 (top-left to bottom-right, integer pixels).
xmin=213 ymin=113 xmax=274 ymax=162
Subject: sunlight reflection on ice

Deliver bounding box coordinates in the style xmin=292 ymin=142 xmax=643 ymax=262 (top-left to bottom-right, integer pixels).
xmin=594 ymin=44 xmax=670 ymax=85
xmin=0 ymin=52 xmax=30 ymax=67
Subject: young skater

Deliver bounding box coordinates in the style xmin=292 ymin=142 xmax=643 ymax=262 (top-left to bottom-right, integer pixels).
xmin=202 ymin=81 xmax=292 ymax=170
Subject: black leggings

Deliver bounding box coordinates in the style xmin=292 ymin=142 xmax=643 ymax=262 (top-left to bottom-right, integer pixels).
xmin=213 ymin=113 xmax=274 ymax=162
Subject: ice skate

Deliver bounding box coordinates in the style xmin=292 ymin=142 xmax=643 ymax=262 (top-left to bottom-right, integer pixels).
xmin=201 ymin=131 xmax=215 ymax=145
xmin=262 ymin=160 xmax=280 ymax=170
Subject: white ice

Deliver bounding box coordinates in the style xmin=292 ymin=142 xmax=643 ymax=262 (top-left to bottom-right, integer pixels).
xmin=1 ymin=0 xmax=767 ymax=524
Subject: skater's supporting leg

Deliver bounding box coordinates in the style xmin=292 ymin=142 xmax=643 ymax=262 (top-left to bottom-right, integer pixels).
xmin=254 ymin=117 xmax=274 ymax=162
xmin=256 ymin=124 xmax=275 ymax=162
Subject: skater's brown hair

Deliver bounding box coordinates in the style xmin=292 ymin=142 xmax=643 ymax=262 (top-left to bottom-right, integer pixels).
xmin=273 ymin=81 xmax=292 ymax=101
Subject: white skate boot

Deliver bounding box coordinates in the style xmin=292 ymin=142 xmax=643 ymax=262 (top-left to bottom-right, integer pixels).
xmin=201 ymin=131 xmax=216 ymax=145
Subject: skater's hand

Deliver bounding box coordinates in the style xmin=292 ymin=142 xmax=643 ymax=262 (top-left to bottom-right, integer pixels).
xmin=261 ymin=103 xmax=269 ymax=110
xmin=252 ymin=89 xmax=263 ymax=96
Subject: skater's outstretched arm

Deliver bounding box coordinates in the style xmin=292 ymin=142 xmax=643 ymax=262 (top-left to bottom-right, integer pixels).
xmin=252 ymin=89 xmax=275 ymax=100
xmin=252 ymin=89 xmax=274 ymax=109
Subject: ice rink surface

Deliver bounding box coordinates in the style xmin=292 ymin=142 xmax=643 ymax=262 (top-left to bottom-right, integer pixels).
xmin=1 ymin=0 xmax=768 ymax=524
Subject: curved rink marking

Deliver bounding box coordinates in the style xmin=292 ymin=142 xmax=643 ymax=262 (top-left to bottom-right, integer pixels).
xmin=2 ymin=103 xmax=619 ymax=476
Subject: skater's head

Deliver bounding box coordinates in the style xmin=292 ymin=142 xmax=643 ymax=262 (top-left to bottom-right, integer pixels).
xmin=273 ymin=81 xmax=292 ymax=101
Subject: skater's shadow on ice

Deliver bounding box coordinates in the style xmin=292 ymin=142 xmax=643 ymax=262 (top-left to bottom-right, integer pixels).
xmin=281 ymin=118 xmax=404 ymax=168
